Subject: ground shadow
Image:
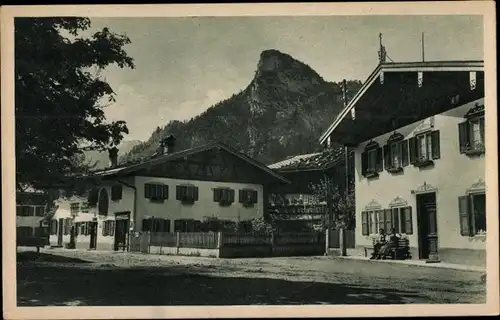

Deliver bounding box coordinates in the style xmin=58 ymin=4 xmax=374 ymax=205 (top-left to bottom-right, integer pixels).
xmin=17 ymin=261 xmax=434 ymax=306
xmin=17 ymin=251 xmax=90 ymax=264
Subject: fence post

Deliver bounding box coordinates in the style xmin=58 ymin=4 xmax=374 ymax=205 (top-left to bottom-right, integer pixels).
xmin=176 ymin=232 xmax=180 ymax=255
xmin=325 ymin=228 xmax=329 ymax=256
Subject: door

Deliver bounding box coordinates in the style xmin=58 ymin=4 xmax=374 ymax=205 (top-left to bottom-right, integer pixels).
xmin=114 ymin=219 xmax=129 ymax=251
xmin=57 ymin=218 xmax=63 ymax=246
xmin=89 ymin=221 xmax=98 ymax=249
xmin=416 ymin=192 xmax=439 ymax=260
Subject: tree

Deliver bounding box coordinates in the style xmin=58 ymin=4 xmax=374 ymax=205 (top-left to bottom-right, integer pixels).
xmin=15 ymin=17 xmax=135 ymax=191
xmin=309 ymin=176 xmax=355 ymax=231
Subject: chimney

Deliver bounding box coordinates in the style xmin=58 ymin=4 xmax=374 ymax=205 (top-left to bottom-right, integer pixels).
xmin=160 ymin=134 xmax=177 ymax=155
xmin=108 ymin=147 xmax=119 ymax=168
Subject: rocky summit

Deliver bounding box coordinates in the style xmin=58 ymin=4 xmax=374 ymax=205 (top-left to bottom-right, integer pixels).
xmin=121 ymin=49 xmax=362 ymax=165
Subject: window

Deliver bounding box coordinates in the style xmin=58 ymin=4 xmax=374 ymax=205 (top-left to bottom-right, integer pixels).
xmin=34 ymin=206 xmax=45 ymax=217
xmin=111 ymin=185 xmax=123 ymax=201
xmin=367 ymin=149 xmax=377 ymax=172
xmin=70 ymin=203 xmax=80 ymax=216
xmin=459 ymin=115 xmax=485 ymax=155
xmin=361 ymin=142 xmax=383 ymax=178
xmin=361 ymin=206 xmax=413 ymax=236
xmin=383 ymin=136 xmax=409 ymax=172
xmin=409 ymin=130 xmax=440 ymax=167
xmin=144 ymin=183 xmax=168 ymax=201
xmin=87 ymin=188 xmax=99 ymax=207
xmin=81 ymin=202 xmax=89 ymax=213
xmin=239 ymin=189 xmax=258 ymax=207
xmin=102 ymin=220 xmax=116 ymax=236
xmin=16 ymin=205 xmax=34 ymax=216
xmin=74 ymin=222 xmax=80 ymax=236
xmin=142 ymin=218 xmax=171 ymax=233
xmin=174 ymin=219 xmax=196 ymax=232
xmin=176 ymin=185 xmax=199 ymax=204
xmin=213 ymin=188 xmax=235 ymax=206
xmin=459 ymin=193 xmax=486 ymax=236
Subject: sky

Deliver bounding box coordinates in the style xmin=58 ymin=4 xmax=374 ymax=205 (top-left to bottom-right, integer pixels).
xmin=87 ymin=15 xmax=484 ymax=141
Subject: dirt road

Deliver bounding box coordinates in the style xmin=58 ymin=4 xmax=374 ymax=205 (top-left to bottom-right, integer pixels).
xmin=16 ymin=248 xmax=486 ymax=306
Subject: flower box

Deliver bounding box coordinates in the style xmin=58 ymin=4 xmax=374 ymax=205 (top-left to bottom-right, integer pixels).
xmin=464 ymin=142 xmax=485 ymax=156
xmin=364 ymin=169 xmax=379 ymax=179
xmin=413 ymin=158 xmax=434 ymax=168
xmin=387 ymin=166 xmax=404 ymax=174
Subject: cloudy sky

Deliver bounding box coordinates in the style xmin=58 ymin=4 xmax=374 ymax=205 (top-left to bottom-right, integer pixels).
xmin=88 ymin=15 xmax=483 ymax=141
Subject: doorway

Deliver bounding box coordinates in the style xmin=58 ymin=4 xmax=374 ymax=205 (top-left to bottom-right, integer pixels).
xmin=89 ymin=221 xmax=98 ymax=250
xmin=57 ymin=218 xmax=63 ymax=246
xmin=114 ymin=212 xmax=130 ymax=251
xmin=416 ymin=192 xmax=438 ymax=260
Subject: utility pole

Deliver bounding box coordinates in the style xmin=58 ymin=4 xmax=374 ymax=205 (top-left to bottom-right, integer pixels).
xmin=340 ymin=79 xmax=349 ymax=257
xmin=421 ymin=32 xmax=425 ymax=62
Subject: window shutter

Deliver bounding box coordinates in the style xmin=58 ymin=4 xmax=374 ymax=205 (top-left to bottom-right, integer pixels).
xmin=253 ymin=190 xmax=258 ymax=203
xmin=163 ymin=185 xmax=169 ymax=199
xmin=164 ymin=220 xmax=170 ymax=233
xmin=102 ymin=221 xmax=107 ymax=236
xmin=458 ymin=196 xmax=471 ymax=236
xmin=375 ymin=147 xmax=383 ymax=172
xmin=383 ymin=145 xmax=390 ymax=170
xmin=144 ymin=184 xmax=151 ymax=199
xmin=176 ymin=185 xmax=182 ymax=200
xmin=458 ymin=122 xmax=469 ymax=153
xmin=110 ymin=221 xmax=115 ymax=236
xmin=409 ymin=137 xmax=417 ymax=164
xmin=229 ymin=189 xmax=235 ymax=203
xmin=392 ymin=208 xmax=400 ymax=233
xmin=238 ymin=190 xmax=244 ymax=203
xmin=361 ymin=211 xmax=369 ymax=235
xmin=403 ymin=206 xmax=413 ymax=234
xmin=213 ymin=188 xmax=220 ymax=202
xmin=142 ymin=218 xmax=151 ymax=232
xmin=174 ymin=219 xmax=181 ymax=232
xmin=361 ymin=151 xmax=368 ymax=176
xmin=431 ymin=130 xmax=441 ymax=159
xmin=383 ymin=209 xmax=391 ymax=232
xmin=401 ymin=140 xmax=409 ymax=167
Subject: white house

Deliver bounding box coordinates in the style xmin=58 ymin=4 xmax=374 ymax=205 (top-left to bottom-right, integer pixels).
xmin=50 ymin=136 xmax=290 ymax=251
xmin=319 ymin=61 xmax=486 ymax=266
xmin=16 ymin=188 xmax=49 ymax=244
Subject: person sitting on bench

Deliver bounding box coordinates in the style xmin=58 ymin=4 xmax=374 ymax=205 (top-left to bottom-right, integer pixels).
xmin=370 ymin=228 xmax=387 ymax=259
xmin=376 ymin=228 xmax=401 ymax=259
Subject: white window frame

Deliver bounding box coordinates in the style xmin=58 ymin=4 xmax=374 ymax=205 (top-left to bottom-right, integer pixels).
xmin=470 ymin=192 xmax=486 ymax=235
xmin=390 ymin=141 xmax=402 ymax=168
xmin=367 ymin=149 xmax=377 ymax=172
xmin=416 ymin=132 xmax=432 ymax=161
xmin=468 ymin=116 xmax=485 ymax=146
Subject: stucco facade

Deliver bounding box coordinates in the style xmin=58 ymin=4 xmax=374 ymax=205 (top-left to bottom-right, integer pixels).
xmin=353 ymin=98 xmax=486 ymax=266
xmin=134 ymin=176 xmax=264 ymax=229
xmin=49 ymin=142 xmax=285 ymax=251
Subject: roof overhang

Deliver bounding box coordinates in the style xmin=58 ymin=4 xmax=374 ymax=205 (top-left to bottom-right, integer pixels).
xmin=90 ymin=142 xmax=291 ymax=185
xmin=319 ymin=61 xmax=485 ymax=146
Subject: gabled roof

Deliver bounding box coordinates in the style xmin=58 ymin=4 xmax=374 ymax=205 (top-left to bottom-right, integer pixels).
xmin=268 ymin=147 xmax=352 ymax=172
xmin=319 ymin=60 xmax=484 ymax=146
xmin=91 ymin=141 xmax=290 ymax=184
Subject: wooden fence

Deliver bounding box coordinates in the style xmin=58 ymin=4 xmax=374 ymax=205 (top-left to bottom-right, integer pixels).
xmin=327 ymin=229 xmax=356 ymax=249
xmin=130 ymin=231 xmax=326 ymax=258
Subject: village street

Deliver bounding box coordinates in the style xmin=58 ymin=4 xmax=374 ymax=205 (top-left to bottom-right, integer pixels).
xmin=17 ymin=248 xmax=485 ymax=306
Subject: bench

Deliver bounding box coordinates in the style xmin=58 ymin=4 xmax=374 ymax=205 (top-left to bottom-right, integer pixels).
xmin=367 ymin=237 xmax=412 ymax=260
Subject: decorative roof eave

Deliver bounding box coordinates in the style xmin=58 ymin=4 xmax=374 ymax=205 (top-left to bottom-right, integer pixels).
xmin=88 ymin=142 xmax=291 ymax=185
xmin=319 ymin=60 xmax=484 ymax=145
